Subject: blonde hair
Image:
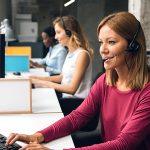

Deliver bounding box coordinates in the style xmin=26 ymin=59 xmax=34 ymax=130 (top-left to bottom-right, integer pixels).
xmin=53 ymin=16 xmax=93 ymax=58
xmin=97 ymin=11 xmax=149 ymax=90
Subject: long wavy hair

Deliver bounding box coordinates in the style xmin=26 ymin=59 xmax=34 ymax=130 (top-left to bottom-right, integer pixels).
xmin=97 ymin=11 xmax=149 ymax=90
xmin=53 ymin=15 xmax=93 ymax=58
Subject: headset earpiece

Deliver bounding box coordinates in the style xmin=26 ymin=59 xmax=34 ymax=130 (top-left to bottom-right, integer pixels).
xmin=127 ymin=21 xmax=140 ymax=53
xmin=61 ymin=17 xmax=72 ymax=37
xmin=65 ymin=29 xmax=72 ymax=37
xmin=128 ymin=40 xmax=140 ymax=53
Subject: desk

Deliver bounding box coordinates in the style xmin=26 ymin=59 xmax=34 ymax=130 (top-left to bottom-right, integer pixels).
xmin=0 ymin=113 xmax=75 ymax=149
xmin=5 ymin=68 xmax=49 ymax=78
xmin=2 ymin=69 xmax=75 ymax=148
xmin=32 ymin=88 xmax=62 ymax=113
xmin=29 ymin=68 xmax=49 ymax=76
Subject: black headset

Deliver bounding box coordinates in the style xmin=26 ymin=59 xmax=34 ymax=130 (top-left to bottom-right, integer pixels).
xmin=127 ymin=21 xmax=141 ymax=53
xmin=61 ymin=17 xmax=72 ymax=37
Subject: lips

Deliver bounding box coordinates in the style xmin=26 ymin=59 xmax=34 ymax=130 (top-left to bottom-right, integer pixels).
xmin=102 ymin=56 xmax=114 ymax=62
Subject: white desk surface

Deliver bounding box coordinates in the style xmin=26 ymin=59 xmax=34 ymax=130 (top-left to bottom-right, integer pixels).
xmin=32 ymin=88 xmax=62 ymax=113
xmin=5 ymin=68 xmax=49 ymax=78
xmin=0 ymin=113 xmax=75 ymax=149
xmin=29 ymin=68 xmax=49 ymax=77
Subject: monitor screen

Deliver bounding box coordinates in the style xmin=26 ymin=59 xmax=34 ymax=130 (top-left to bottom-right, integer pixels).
xmin=0 ymin=34 xmax=5 ymax=78
xmin=5 ymin=55 xmax=29 ymax=72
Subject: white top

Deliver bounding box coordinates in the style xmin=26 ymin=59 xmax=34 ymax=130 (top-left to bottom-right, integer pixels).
xmin=61 ymin=48 xmax=92 ymax=98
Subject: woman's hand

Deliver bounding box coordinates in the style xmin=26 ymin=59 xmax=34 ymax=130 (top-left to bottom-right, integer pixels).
xmin=6 ymin=132 xmax=44 ymax=146
xmin=30 ymin=76 xmax=54 ymax=88
xmin=30 ymin=60 xmax=36 ymax=68
xmin=31 ymin=78 xmax=50 ymax=88
xmin=30 ymin=60 xmax=45 ymax=68
xmin=30 ymin=76 xmax=51 ymax=81
xmin=20 ymin=142 xmax=51 ymax=150
xmin=30 ymin=76 xmax=46 ymax=80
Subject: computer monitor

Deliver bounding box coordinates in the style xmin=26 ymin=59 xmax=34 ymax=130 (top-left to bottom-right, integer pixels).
xmin=5 ymin=55 xmax=29 ymax=72
xmin=0 ymin=34 xmax=5 ymax=78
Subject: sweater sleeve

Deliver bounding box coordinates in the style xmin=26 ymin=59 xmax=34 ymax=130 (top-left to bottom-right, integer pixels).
xmin=36 ymin=54 xmax=48 ymax=65
xmin=38 ymin=74 xmax=105 ymax=143
xmin=45 ymin=49 xmax=67 ymax=74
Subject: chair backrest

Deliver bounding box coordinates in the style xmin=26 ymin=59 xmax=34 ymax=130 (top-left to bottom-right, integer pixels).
xmin=8 ymin=42 xmax=45 ymax=58
xmin=5 ymin=46 xmax=31 ymax=58
xmin=92 ymin=72 xmax=103 ymax=85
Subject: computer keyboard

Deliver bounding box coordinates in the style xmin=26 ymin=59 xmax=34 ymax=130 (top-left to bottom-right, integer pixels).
xmin=0 ymin=134 xmax=22 ymax=150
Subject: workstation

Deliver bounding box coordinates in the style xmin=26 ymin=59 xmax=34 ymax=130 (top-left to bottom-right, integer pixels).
xmin=0 ymin=113 xmax=74 ymax=149
xmin=0 ymin=33 xmax=75 ymax=148
xmin=0 ymin=90 xmax=75 ymax=149
xmin=0 ymin=69 xmax=75 ymax=149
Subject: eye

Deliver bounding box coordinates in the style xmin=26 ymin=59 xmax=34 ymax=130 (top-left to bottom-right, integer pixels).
xmin=98 ymin=40 xmax=103 ymax=46
xmin=108 ymin=41 xmax=116 ymax=45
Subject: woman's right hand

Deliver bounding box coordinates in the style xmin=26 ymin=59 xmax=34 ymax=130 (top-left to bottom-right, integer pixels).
xmin=30 ymin=60 xmax=36 ymax=68
xmin=30 ymin=60 xmax=45 ymax=68
xmin=5 ymin=132 xmax=44 ymax=146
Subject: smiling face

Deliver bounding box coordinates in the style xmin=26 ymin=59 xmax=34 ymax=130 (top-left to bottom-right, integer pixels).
xmin=54 ymin=23 xmax=70 ymax=47
xmin=98 ymin=25 xmax=128 ymax=70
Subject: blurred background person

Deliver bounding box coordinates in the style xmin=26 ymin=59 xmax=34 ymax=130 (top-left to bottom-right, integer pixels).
xmin=30 ymin=26 xmax=67 ymax=75
xmin=31 ymin=16 xmax=93 ymax=115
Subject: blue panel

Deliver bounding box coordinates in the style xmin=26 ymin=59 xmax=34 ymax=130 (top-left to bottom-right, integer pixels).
xmin=5 ymin=55 xmax=29 ymax=72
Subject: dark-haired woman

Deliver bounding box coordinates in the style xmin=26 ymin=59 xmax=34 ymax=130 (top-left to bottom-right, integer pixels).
xmin=30 ymin=26 xmax=67 ymax=75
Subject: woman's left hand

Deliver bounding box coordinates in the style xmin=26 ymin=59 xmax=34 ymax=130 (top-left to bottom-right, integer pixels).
xmin=31 ymin=78 xmax=54 ymax=88
xmin=20 ymin=142 xmax=51 ymax=150
xmin=31 ymin=78 xmax=48 ymax=88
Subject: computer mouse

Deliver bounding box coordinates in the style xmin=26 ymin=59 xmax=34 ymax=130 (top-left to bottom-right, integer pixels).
xmin=13 ymin=72 xmax=21 ymax=76
xmin=32 ymin=84 xmax=35 ymax=89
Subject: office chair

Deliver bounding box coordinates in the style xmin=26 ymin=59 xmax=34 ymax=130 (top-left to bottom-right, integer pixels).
xmin=57 ymin=72 xmax=103 ymax=147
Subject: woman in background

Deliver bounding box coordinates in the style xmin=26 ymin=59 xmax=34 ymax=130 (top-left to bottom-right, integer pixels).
xmin=30 ymin=26 xmax=67 ymax=75
xmin=30 ymin=16 xmax=93 ymax=100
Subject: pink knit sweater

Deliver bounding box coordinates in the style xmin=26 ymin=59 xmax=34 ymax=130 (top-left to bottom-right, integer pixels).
xmin=39 ymin=74 xmax=150 ymax=150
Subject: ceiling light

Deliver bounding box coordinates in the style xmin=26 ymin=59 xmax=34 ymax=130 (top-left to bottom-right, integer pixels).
xmin=64 ymin=0 xmax=75 ymax=7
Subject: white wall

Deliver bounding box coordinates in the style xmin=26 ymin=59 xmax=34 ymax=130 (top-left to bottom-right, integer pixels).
xmin=0 ymin=0 xmax=11 ymax=23
xmin=128 ymin=0 xmax=141 ymax=21
xmin=128 ymin=0 xmax=150 ymax=49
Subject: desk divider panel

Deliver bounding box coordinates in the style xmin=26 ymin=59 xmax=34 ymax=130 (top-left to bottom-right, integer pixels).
xmin=0 ymin=78 xmax=32 ymax=114
xmin=5 ymin=46 xmax=31 ymax=58
xmin=5 ymin=55 xmax=29 ymax=72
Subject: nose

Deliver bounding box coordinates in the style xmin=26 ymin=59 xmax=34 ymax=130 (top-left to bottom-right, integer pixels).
xmin=99 ymin=43 xmax=108 ymax=55
xmin=55 ymin=34 xmax=58 ymax=40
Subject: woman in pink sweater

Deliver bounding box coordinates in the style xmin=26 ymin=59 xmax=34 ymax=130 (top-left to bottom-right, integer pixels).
xmin=6 ymin=11 xmax=150 ymax=150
